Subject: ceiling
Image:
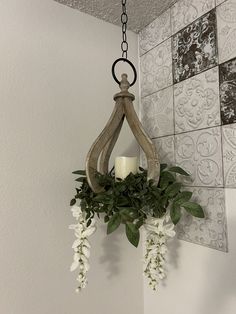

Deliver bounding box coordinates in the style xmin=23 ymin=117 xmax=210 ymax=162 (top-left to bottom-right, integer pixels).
xmin=54 ymin=0 xmax=177 ymax=33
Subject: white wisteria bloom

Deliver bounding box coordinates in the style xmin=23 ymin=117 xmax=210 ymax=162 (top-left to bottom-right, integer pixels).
xmin=144 ymin=214 xmax=176 ymax=291
xmin=69 ymin=204 xmax=96 ymax=293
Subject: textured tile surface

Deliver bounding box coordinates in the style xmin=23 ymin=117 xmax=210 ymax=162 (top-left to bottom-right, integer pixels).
xmin=172 ymin=9 xmax=218 ymax=84
xmin=175 ymin=127 xmax=223 ymax=187
xmin=222 ymin=124 xmax=236 ymax=187
xmin=153 ymin=136 xmax=175 ymax=165
xmin=140 ymin=135 xmax=175 ymax=169
xmin=171 ymin=0 xmax=215 ymax=35
xmin=219 ymin=57 xmax=236 ymax=125
xmin=177 ymin=187 xmax=228 ymax=252
xmin=174 ymin=67 xmax=221 ymax=133
xmin=217 ymin=0 xmax=236 ymax=63
xmin=140 ymin=39 xmax=172 ymax=97
xmin=141 ymin=86 xmax=174 ymax=138
xmin=139 ymin=9 xmax=171 ymax=55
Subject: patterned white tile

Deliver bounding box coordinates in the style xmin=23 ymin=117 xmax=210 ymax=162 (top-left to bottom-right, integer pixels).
xmin=222 ymin=124 xmax=236 ymax=187
xmin=176 ymin=187 xmax=228 ymax=252
xmin=174 ymin=67 xmax=221 ymax=133
xmin=154 ymin=135 xmax=175 ymax=165
xmin=175 ymin=127 xmax=223 ymax=187
xmin=140 ymin=135 xmax=175 ymax=168
xmin=141 ymin=86 xmax=174 ymax=138
xmin=139 ymin=9 xmax=171 ymax=55
xmin=140 ymin=38 xmax=172 ymax=97
xmin=171 ymin=0 xmax=215 ymax=35
xmin=217 ymin=0 xmax=236 ymax=63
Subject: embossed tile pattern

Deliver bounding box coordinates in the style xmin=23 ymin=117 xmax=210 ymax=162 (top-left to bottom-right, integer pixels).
xmin=171 ymin=0 xmax=215 ymax=35
xmin=140 ymin=135 xmax=175 ymax=168
xmin=174 ymin=67 xmax=221 ymax=133
xmin=141 ymin=86 xmax=174 ymax=138
xmin=172 ymin=10 xmax=218 ymax=84
xmin=222 ymin=124 xmax=236 ymax=187
xmin=217 ymin=0 xmax=236 ymax=63
xmin=175 ymin=127 xmax=223 ymax=187
xmin=177 ymin=187 xmax=228 ymax=252
xmin=139 ymin=9 xmax=171 ymax=56
xmin=219 ymin=57 xmax=236 ymax=125
xmin=138 ymin=0 xmax=233 ymax=251
xmin=140 ymin=38 xmax=172 ymax=97
xmin=153 ymin=136 xmax=175 ymax=166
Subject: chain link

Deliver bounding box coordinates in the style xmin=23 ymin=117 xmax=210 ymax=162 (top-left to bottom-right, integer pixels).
xmin=121 ymin=0 xmax=128 ymax=59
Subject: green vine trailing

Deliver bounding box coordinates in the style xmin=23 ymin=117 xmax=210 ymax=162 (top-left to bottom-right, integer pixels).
xmin=70 ymin=165 xmax=204 ymax=247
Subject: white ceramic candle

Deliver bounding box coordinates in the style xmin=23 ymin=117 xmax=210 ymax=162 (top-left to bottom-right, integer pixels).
xmin=115 ymin=156 xmax=138 ymax=180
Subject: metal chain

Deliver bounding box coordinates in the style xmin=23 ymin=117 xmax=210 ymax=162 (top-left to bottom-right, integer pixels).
xmin=121 ymin=0 xmax=128 ymax=59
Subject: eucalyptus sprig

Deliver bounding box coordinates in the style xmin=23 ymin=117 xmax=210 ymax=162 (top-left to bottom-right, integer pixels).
xmin=70 ymin=165 xmax=204 ymax=247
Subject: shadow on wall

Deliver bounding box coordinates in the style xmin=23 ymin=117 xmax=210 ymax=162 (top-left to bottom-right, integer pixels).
xmin=99 ymin=224 xmax=123 ymax=279
xmin=200 ymin=218 xmax=236 ymax=314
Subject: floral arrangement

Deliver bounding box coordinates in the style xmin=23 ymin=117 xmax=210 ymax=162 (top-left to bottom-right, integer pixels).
xmin=69 ymin=165 xmax=204 ymax=292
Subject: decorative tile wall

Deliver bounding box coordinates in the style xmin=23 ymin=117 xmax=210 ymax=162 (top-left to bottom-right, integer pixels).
xmin=176 ymin=187 xmax=228 ymax=251
xmin=217 ymin=0 xmax=236 ymax=63
xmin=172 ymin=10 xmax=218 ymax=83
xmin=139 ymin=0 xmax=236 ymax=252
xmin=140 ymin=38 xmax=172 ymax=97
xmin=174 ymin=67 xmax=221 ymax=133
xmin=171 ymin=0 xmax=215 ymax=34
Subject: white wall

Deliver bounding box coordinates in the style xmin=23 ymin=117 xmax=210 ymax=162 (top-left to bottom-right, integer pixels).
xmin=0 ymin=1 xmax=143 ymax=314
xmin=144 ymin=189 xmax=236 ymax=314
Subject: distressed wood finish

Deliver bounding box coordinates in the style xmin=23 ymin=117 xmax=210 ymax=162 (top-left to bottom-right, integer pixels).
xmin=86 ymin=74 xmax=160 ymax=193
xmin=99 ymin=117 xmax=125 ymax=175
xmin=85 ymin=99 xmax=124 ymax=193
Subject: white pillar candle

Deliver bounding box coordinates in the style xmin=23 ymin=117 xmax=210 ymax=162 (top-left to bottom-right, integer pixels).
xmin=115 ymin=156 xmax=138 ymax=180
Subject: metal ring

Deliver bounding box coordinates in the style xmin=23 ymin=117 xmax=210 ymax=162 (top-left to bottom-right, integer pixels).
xmin=111 ymin=58 xmax=137 ymax=87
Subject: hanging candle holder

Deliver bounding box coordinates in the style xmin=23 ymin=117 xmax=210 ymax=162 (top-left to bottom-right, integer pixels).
xmin=86 ymin=57 xmax=160 ymax=193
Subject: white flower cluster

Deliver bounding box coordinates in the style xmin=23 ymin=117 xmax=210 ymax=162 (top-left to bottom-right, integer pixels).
xmin=69 ymin=205 xmax=96 ymax=293
xmin=144 ymin=214 xmax=176 ymax=291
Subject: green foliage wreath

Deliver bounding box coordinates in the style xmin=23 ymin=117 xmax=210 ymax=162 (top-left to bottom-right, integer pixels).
xmin=70 ymin=165 xmax=204 ymax=247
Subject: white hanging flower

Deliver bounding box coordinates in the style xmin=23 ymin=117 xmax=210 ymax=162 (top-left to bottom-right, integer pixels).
xmin=69 ymin=204 xmax=96 ymax=293
xmin=143 ymin=213 xmax=176 ymax=291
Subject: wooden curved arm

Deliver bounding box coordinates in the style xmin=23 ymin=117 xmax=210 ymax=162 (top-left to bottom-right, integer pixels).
xmin=99 ymin=116 xmax=124 ymax=174
xmin=85 ymin=99 xmax=124 ymax=193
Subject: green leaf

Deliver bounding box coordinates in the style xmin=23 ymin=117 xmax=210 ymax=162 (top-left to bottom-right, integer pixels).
xmin=160 ymin=163 xmax=168 ymax=172
xmin=93 ymin=195 xmax=113 ymax=204
xmin=160 ymin=171 xmax=175 ymax=190
xmin=169 ymin=166 xmax=190 ymax=176
xmin=135 ymin=219 xmax=144 ymax=229
xmin=125 ymin=222 xmax=140 ymax=247
xmin=181 ymin=202 xmax=205 ymax=218
xmin=104 ymin=215 xmax=109 ymax=223
xmin=72 ymin=170 xmax=86 ymax=176
xmin=86 ymin=212 xmax=90 ymax=220
xmin=170 ymin=204 xmax=181 ymax=225
xmin=107 ymin=213 xmax=121 ymax=234
xmin=116 ymin=197 xmax=130 ymax=206
xmin=87 ymin=219 xmax=92 ymax=227
xmin=174 ymin=191 xmax=192 ymax=205
xmin=75 ymin=177 xmax=85 ymax=182
xmin=165 ymin=182 xmax=182 ymax=198
xmin=70 ymin=198 xmax=76 ymax=206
